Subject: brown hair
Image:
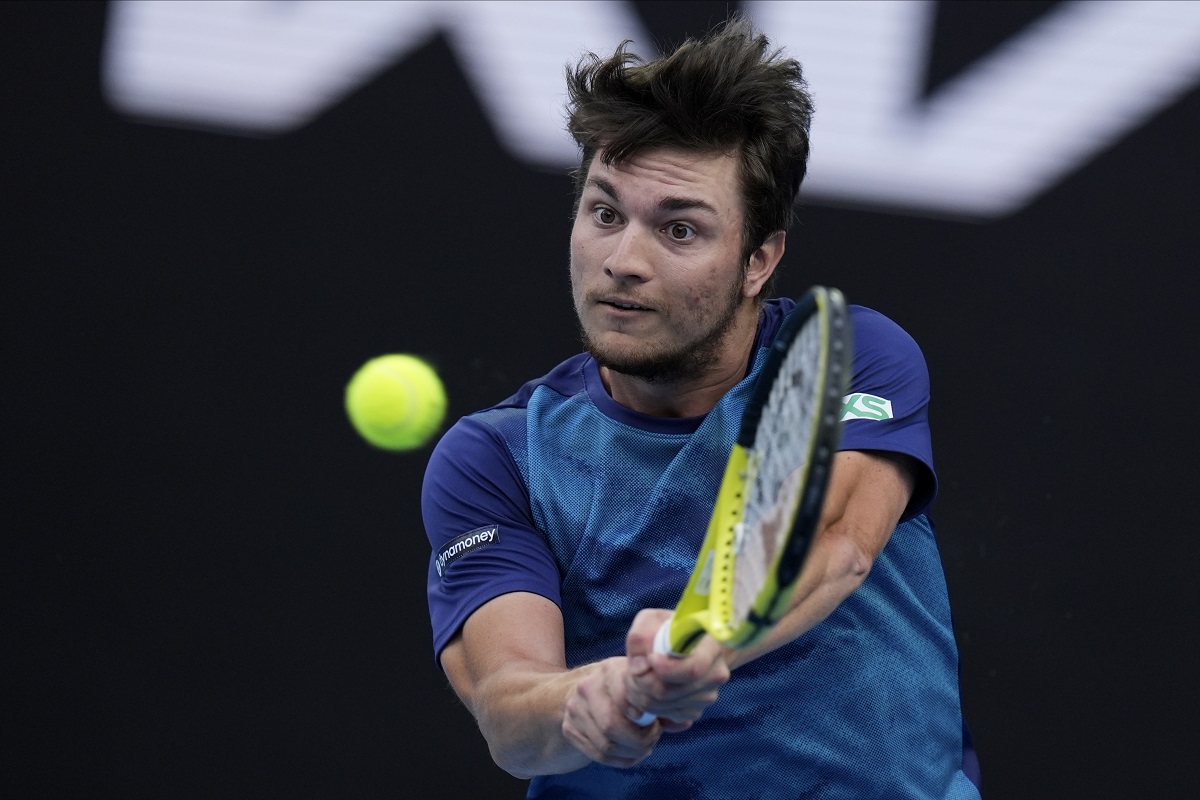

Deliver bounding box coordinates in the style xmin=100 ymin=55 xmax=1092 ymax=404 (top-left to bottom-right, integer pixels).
xmin=565 ymin=15 xmax=813 ymax=294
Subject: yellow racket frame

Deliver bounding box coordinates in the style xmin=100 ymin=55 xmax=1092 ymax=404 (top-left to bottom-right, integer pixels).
xmin=657 ymin=286 xmax=844 ymax=656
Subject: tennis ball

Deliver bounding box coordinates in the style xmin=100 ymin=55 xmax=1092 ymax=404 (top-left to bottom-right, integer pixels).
xmin=344 ymin=354 xmax=447 ymax=451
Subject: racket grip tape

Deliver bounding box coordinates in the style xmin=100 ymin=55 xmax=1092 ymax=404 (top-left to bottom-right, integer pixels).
xmin=633 ymin=618 xmax=677 ymax=726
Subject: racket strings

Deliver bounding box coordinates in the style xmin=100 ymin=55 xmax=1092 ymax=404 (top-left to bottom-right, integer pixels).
xmin=731 ymin=318 xmax=823 ymax=623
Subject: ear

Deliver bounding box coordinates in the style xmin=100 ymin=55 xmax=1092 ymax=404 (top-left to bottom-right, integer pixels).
xmin=743 ymin=230 xmax=786 ymax=299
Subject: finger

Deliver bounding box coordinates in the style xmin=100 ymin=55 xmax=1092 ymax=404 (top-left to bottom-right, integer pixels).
xmin=566 ymin=713 xmax=660 ymax=766
xmin=625 ymin=608 xmax=672 ymax=658
xmin=647 ymin=647 xmax=731 ymax=689
xmin=658 ymin=718 xmax=693 ymax=734
xmin=627 ymin=675 xmax=725 ymax=725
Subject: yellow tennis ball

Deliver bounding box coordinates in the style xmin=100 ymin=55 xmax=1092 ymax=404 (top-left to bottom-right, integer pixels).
xmin=344 ymin=354 xmax=447 ymax=451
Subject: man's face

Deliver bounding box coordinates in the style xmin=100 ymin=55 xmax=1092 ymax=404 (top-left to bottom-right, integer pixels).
xmin=570 ymin=147 xmax=753 ymax=383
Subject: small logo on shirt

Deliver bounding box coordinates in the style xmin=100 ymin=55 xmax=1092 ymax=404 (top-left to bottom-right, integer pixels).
xmin=842 ymin=393 xmax=894 ymax=421
xmin=436 ymin=525 xmax=499 ymax=577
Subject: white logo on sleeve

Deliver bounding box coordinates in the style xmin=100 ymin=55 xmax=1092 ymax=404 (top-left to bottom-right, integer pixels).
xmin=436 ymin=525 xmax=499 ymax=577
xmin=842 ymin=393 xmax=894 ymax=421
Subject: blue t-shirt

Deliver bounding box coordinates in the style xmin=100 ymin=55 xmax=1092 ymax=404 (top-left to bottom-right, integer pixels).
xmin=422 ymin=298 xmax=979 ymax=799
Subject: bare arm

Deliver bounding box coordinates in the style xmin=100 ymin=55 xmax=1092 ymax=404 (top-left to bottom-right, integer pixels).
xmin=733 ymin=448 xmax=915 ymax=666
xmin=626 ymin=449 xmax=916 ymax=709
xmin=727 ymin=449 xmax=915 ymax=667
xmin=442 ymin=451 xmax=912 ymax=771
xmin=440 ymin=591 xmax=694 ymax=778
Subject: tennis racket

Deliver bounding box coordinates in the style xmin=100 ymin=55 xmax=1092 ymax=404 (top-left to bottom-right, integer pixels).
xmin=635 ymin=286 xmax=851 ymax=724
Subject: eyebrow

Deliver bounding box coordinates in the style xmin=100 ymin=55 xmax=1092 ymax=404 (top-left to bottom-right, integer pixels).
xmin=587 ymin=177 xmax=720 ymax=217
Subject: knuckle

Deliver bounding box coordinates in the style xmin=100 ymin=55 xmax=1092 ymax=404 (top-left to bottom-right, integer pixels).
xmin=597 ymin=739 xmax=628 ymax=760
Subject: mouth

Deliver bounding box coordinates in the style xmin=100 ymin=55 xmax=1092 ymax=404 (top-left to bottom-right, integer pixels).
xmin=599 ymin=298 xmax=655 ymax=312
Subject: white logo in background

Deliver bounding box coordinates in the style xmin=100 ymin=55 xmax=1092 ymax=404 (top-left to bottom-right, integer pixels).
xmin=102 ymin=1 xmax=1200 ymax=218
xmin=101 ymin=1 xmax=649 ymax=161
xmin=752 ymin=0 xmax=1200 ymax=217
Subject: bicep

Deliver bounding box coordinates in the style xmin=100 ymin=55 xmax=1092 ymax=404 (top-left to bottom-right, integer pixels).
xmin=441 ymin=591 xmax=567 ymax=709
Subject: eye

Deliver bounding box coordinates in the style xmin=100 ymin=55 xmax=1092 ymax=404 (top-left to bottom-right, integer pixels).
xmin=666 ymin=222 xmax=695 ymax=241
xmin=593 ymin=206 xmax=618 ymax=225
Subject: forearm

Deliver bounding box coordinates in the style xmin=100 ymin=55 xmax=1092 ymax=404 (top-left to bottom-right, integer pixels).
xmin=442 ymin=592 xmax=659 ymax=778
xmin=726 ymin=450 xmax=913 ymax=670
xmin=467 ymin=659 xmax=598 ymax=778
xmin=725 ymin=530 xmax=872 ymax=670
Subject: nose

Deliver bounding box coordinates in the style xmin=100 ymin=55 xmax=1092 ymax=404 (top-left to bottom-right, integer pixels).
xmin=604 ymin=225 xmax=653 ymax=282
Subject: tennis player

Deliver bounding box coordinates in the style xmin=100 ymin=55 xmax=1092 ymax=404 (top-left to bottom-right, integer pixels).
xmin=422 ymin=15 xmax=981 ymax=798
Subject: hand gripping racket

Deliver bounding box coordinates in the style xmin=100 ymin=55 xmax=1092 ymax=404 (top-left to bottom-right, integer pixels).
xmin=635 ymin=286 xmax=851 ymax=725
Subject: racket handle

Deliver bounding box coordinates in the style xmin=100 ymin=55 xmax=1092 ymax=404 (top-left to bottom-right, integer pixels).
xmin=652 ymin=616 xmax=675 ymax=655
xmin=633 ymin=618 xmax=675 ymax=726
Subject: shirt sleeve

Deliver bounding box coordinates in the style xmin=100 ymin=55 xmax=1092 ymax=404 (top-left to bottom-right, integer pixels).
xmin=421 ymin=413 xmax=563 ymax=667
xmin=839 ymin=306 xmax=938 ymax=520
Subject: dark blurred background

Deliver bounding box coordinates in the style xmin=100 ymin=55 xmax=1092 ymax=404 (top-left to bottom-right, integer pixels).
xmin=5 ymin=1 xmax=1198 ymax=797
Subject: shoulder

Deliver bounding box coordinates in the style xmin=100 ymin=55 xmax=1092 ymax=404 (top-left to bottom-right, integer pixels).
xmin=489 ymin=352 xmax=592 ymax=412
xmin=847 ymin=305 xmax=930 ymax=401
xmin=850 ymin=306 xmax=926 ymax=370
xmin=424 ymin=351 xmax=594 ymax=487
xmin=763 ymin=298 xmax=928 ymax=387
xmin=841 ymin=305 xmax=937 ymax=518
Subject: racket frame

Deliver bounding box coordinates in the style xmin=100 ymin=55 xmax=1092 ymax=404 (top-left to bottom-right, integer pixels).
xmin=660 ymin=286 xmax=852 ymax=655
